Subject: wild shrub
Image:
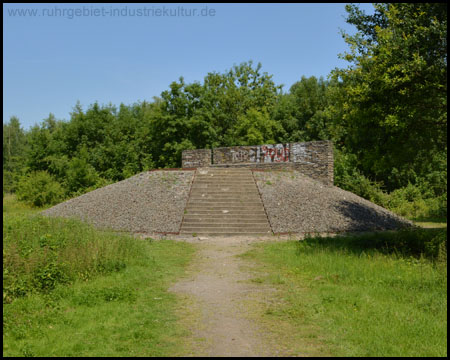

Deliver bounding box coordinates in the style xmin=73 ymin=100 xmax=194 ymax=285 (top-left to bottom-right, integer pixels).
xmin=16 ymin=171 xmax=66 ymax=207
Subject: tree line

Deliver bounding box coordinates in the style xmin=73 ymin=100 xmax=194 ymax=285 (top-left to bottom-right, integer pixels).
xmin=3 ymin=3 xmax=447 ymax=218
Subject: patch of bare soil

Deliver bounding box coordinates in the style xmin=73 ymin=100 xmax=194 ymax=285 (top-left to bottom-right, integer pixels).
xmin=168 ymin=236 xmax=324 ymax=357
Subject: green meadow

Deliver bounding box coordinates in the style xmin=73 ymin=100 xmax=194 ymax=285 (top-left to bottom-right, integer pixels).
xmin=242 ymin=229 xmax=447 ymax=357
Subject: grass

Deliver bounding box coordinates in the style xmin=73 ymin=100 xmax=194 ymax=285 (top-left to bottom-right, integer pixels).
xmin=415 ymin=221 xmax=447 ymax=229
xmin=241 ymin=229 xmax=447 ymax=357
xmin=3 ymin=195 xmax=195 ymax=357
xmin=413 ymin=217 xmax=447 ymax=229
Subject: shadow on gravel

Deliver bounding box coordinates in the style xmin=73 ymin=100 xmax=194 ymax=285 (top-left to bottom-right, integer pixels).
xmin=333 ymin=200 xmax=412 ymax=232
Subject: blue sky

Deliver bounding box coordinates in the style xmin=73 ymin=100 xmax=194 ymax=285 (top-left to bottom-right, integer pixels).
xmin=3 ymin=3 xmax=375 ymax=129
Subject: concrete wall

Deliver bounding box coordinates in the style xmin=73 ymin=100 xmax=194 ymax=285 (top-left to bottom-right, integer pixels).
xmin=182 ymin=140 xmax=334 ymax=185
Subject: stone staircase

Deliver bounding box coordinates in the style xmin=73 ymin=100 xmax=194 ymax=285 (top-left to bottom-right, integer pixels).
xmin=180 ymin=168 xmax=272 ymax=236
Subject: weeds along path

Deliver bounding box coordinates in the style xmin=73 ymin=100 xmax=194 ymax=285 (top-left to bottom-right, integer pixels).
xmin=168 ymin=237 xmax=310 ymax=357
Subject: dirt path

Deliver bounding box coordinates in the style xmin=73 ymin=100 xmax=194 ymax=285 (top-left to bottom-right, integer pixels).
xmin=168 ymin=236 xmax=301 ymax=357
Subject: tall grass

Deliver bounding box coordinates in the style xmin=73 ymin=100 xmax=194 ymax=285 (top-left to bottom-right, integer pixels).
xmin=3 ymin=195 xmax=195 ymax=357
xmin=3 ymin=212 xmax=144 ymax=303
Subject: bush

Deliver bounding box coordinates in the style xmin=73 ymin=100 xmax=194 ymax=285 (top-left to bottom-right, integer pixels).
xmin=387 ymin=184 xmax=447 ymax=220
xmin=334 ymin=150 xmax=447 ymax=220
xmin=16 ymin=171 xmax=66 ymax=207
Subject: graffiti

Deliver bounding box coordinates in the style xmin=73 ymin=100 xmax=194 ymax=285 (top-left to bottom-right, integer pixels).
xmin=291 ymin=143 xmax=314 ymax=164
xmin=230 ymin=147 xmax=260 ymax=163
xmin=231 ymin=150 xmax=251 ymax=162
xmin=225 ymin=144 xmax=290 ymax=163
xmin=249 ymin=148 xmax=259 ymax=163
xmin=228 ymin=144 xmax=290 ymax=163
xmin=259 ymin=144 xmax=289 ymax=163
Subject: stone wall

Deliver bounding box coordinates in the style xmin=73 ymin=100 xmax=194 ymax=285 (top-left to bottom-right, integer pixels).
xmin=290 ymin=141 xmax=334 ymax=185
xmin=213 ymin=144 xmax=290 ymax=164
xmin=182 ymin=141 xmax=334 ymax=185
xmin=181 ymin=149 xmax=211 ymax=167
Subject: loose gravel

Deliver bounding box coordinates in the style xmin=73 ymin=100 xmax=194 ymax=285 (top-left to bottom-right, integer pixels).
xmin=43 ymin=168 xmax=413 ymax=237
xmin=42 ymin=170 xmax=194 ymax=233
xmin=253 ymin=170 xmax=413 ymax=234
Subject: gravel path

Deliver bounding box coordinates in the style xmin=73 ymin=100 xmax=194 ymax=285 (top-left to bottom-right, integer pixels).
xmin=169 ymin=239 xmax=304 ymax=357
xmin=253 ymin=170 xmax=413 ymax=234
xmin=42 ymin=170 xmax=194 ymax=233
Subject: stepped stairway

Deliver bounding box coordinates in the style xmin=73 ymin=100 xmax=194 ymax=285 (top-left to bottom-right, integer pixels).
xmin=180 ymin=168 xmax=272 ymax=236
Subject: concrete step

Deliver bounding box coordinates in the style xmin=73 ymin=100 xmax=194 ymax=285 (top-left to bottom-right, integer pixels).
xmin=195 ymin=180 xmax=254 ymax=183
xmin=183 ymin=214 xmax=268 ymax=220
xmin=183 ymin=218 xmax=269 ymax=224
xmin=188 ymin=198 xmax=262 ymax=202
xmin=197 ymin=169 xmax=251 ymax=173
xmin=183 ymin=210 xmax=266 ymax=215
xmin=187 ymin=199 xmax=262 ymax=204
xmin=188 ymin=204 xmax=263 ymax=208
xmin=181 ymin=223 xmax=271 ymax=229
xmin=190 ymin=190 xmax=259 ymax=195
xmin=193 ymin=178 xmax=253 ymax=181
xmin=180 ymin=231 xmax=272 ymax=236
xmin=195 ymin=175 xmax=254 ymax=178
xmin=188 ymin=199 xmax=262 ymax=203
xmin=189 ymin=195 xmax=262 ymax=200
xmin=192 ymin=185 xmax=256 ymax=189
xmin=190 ymin=189 xmax=260 ymax=194
xmin=191 ymin=193 xmax=259 ymax=195
xmin=191 ymin=184 xmax=256 ymax=188
xmin=187 ymin=205 xmax=263 ymax=210
xmin=181 ymin=228 xmax=271 ymax=234
xmin=186 ymin=205 xmax=265 ymax=210
xmin=196 ymin=174 xmax=253 ymax=177
xmin=193 ymin=181 xmax=255 ymax=185
xmin=196 ymin=174 xmax=252 ymax=177
xmin=183 ymin=219 xmax=268 ymax=224
xmin=195 ymin=174 xmax=253 ymax=177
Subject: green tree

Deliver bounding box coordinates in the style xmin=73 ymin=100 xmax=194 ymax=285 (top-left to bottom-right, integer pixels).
xmin=332 ymin=3 xmax=447 ymax=191
xmin=232 ymin=108 xmax=283 ymax=145
xmin=274 ymin=76 xmax=330 ymax=142
xmin=149 ymin=61 xmax=282 ymax=167
xmin=3 ymin=116 xmax=27 ymax=192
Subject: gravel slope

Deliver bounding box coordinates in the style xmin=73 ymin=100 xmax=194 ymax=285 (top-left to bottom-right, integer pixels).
xmin=253 ymin=170 xmax=413 ymax=234
xmin=43 ymin=169 xmax=413 ymax=236
xmin=42 ymin=170 xmax=194 ymax=233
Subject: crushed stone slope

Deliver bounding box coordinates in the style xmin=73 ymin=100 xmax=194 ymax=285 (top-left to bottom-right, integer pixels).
xmin=42 ymin=170 xmax=194 ymax=233
xmin=43 ymin=168 xmax=413 ymax=236
xmin=253 ymin=170 xmax=413 ymax=234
